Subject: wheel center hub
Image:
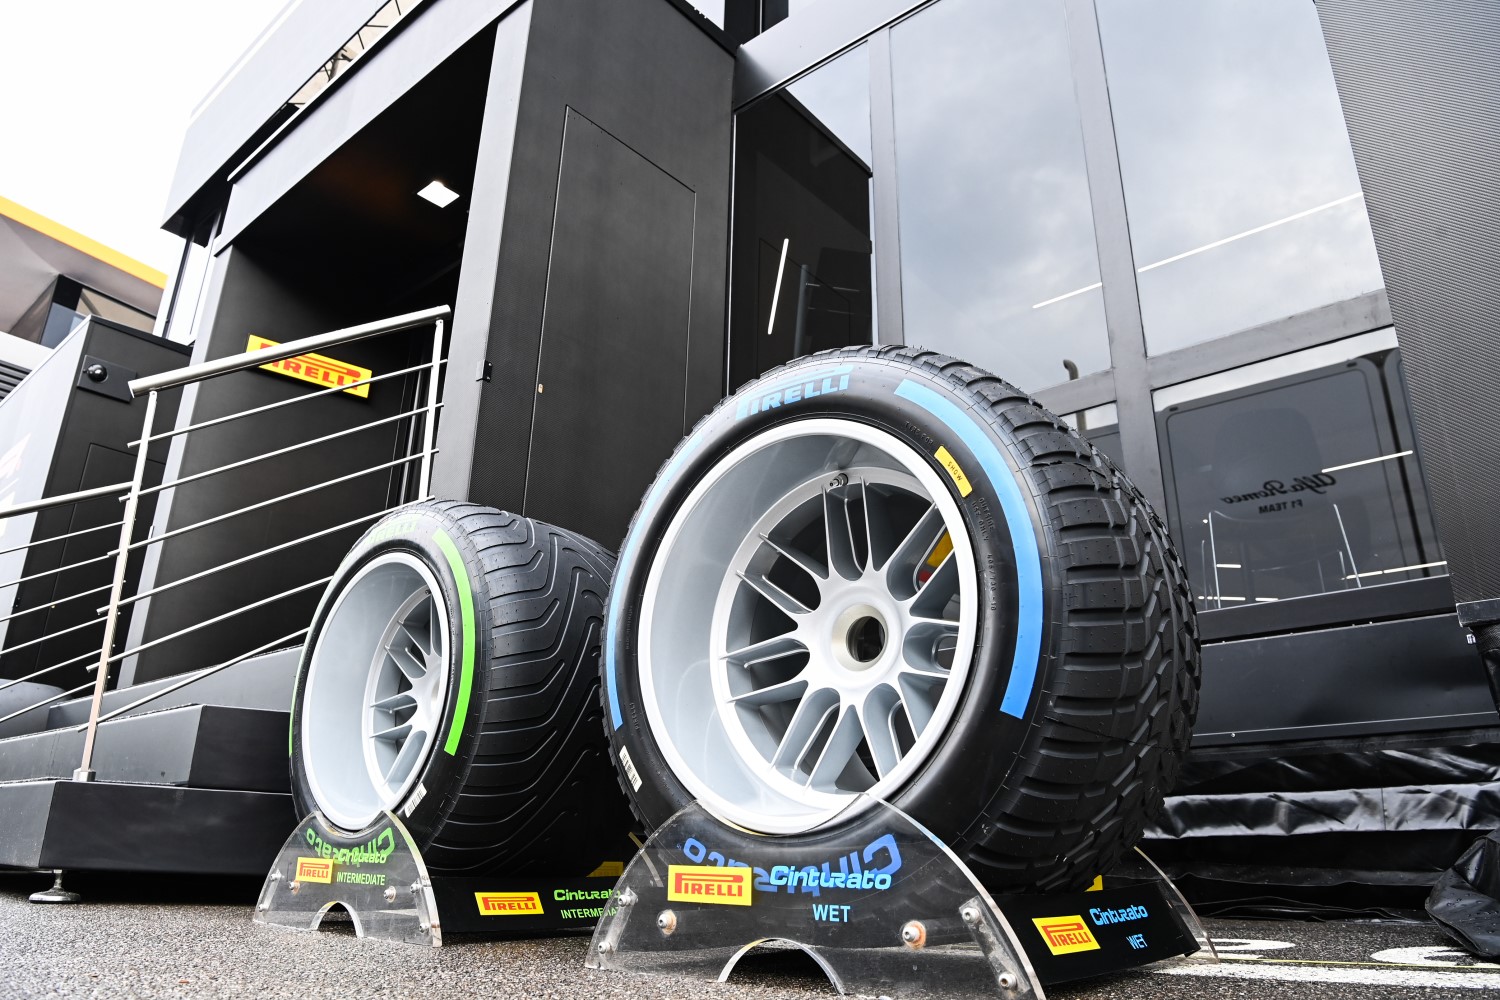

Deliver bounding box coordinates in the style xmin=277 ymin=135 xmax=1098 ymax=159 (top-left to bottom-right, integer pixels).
xmin=832 ymin=603 xmax=889 ymax=672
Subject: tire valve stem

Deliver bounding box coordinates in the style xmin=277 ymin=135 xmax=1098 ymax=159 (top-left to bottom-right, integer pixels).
xmin=901 ymin=920 xmax=927 ymax=949
xmin=828 ymin=472 xmax=849 ymax=489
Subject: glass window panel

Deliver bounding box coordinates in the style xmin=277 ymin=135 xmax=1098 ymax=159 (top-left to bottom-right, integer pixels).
xmin=1099 ymin=0 xmax=1385 ymax=354
xmin=1156 ymin=331 xmax=1445 ymax=610
xmin=890 ymin=0 xmax=1108 ymax=394
xmin=729 ymin=45 xmax=875 ymax=387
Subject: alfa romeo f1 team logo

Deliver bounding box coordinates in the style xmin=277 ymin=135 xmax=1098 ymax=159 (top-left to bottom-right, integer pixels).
xmin=1033 ymin=915 xmax=1101 ymax=955
xmin=667 ymin=865 xmax=753 ymax=906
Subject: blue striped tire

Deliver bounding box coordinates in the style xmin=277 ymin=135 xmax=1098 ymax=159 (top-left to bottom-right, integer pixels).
xmin=603 ymin=347 xmax=1199 ymax=892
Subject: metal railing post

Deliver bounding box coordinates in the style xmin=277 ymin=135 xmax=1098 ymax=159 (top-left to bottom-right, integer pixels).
xmin=418 ymin=319 xmax=443 ymax=498
xmin=73 ymin=390 xmax=158 ymax=782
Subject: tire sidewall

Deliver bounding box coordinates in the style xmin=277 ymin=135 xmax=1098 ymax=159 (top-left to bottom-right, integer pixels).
xmin=290 ymin=503 xmax=487 ymax=839
xmin=605 ymin=354 xmax=1058 ymax=845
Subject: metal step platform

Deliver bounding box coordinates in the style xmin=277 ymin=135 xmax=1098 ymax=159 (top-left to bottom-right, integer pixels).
xmin=0 ymin=704 xmax=288 ymax=790
xmin=0 ymin=779 xmax=293 ymax=874
xmin=0 ymin=648 xmax=302 ymax=876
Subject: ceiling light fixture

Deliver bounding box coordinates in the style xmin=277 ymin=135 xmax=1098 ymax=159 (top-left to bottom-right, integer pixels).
xmin=417 ymin=180 xmax=461 ymax=207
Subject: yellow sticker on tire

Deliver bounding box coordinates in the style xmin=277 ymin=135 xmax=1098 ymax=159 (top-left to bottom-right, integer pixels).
xmin=934 ymin=446 xmax=973 ymax=497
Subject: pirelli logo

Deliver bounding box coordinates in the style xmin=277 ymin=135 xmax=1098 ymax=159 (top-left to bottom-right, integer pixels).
xmin=1033 ymin=915 xmax=1100 ymax=956
xmin=247 ymin=335 xmax=372 ymax=397
xmin=475 ymin=891 xmax=544 ymax=916
xmin=666 ymin=865 xmax=753 ymax=906
xmin=294 ymin=857 xmax=334 ymax=884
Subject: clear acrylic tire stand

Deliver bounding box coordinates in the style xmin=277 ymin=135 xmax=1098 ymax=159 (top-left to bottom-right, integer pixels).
xmin=254 ymin=810 xmax=633 ymax=945
xmin=586 ymin=796 xmax=1217 ymax=1000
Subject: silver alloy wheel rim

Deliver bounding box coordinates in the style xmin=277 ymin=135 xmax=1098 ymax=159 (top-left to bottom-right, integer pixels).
xmin=640 ymin=418 xmax=978 ymax=834
xmin=301 ymin=552 xmax=451 ymax=831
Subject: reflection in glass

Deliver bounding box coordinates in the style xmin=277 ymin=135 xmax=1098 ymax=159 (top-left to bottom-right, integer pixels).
xmin=1157 ymin=331 xmax=1444 ymax=609
xmin=1097 ymin=0 xmax=1385 ymax=354
xmin=891 ymin=0 xmax=1107 ymax=393
xmin=730 ymin=46 xmax=874 ymax=386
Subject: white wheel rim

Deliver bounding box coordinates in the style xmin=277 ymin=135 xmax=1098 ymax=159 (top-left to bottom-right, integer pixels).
xmin=640 ymin=418 xmax=978 ymax=834
xmin=301 ymin=552 xmax=451 ymax=831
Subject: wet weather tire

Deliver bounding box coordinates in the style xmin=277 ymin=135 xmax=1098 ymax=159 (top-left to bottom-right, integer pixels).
xmin=291 ymin=501 xmax=632 ymax=876
xmin=603 ymin=347 xmax=1199 ymax=892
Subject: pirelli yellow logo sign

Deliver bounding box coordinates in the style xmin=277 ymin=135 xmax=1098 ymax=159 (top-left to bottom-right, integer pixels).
xmin=475 ymin=891 xmax=544 ymax=916
xmin=667 ymin=865 xmax=753 ymax=906
xmin=1033 ymin=915 xmax=1101 ymax=955
xmin=247 ymin=335 xmax=372 ymax=397
xmin=294 ymin=857 xmax=334 ymax=884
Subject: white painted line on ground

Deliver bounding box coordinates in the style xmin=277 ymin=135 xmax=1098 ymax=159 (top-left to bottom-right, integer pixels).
xmin=1156 ymin=962 xmax=1500 ymax=990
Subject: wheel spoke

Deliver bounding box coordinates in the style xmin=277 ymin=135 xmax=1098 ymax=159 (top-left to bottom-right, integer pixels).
xmin=772 ymin=691 xmax=838 ymax=775
xmin=898 ymin=674 xmax=940 ymax=735
xmin=858 ymin=700 xmax=900 ymax=780
xmin=729 ymin=675 xmax=809 ymax=707
xmin=885 ymin=505 xmax=944 ymax=597
xmin=910 ymin=548 xmax=961 ymax=620
xmin=371 ymin=691 xmax=418 ymax=714
xmin=737 ymin=568 xmax=813 ymax=618
xmin=862 ymin=483 xmax=900 ymax=571
xmin=759 ymin=532 xmax=827 ymax=584
xmin=383 ymin=729 xmax=428 ymax=787
xmin=388 ymin=639 xmax=427 ymax=681
xmin=370 ymin=721 xmax=412 ymax=744
xmin=823 ymin=486 xmax=862 ymax=580
xmin=808 ymin=705 xmax=867 ymax=791
xmin=724 ymin=632 xmax=806 ymax=666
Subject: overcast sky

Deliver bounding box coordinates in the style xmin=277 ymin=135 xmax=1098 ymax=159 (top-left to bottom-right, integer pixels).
xmin=0 ymin=0 xmax=292 ymax=276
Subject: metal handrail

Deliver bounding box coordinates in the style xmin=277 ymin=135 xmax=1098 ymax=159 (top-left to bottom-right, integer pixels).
xmin=0 ymin=307 xmax=449 ymax=787
xmin=128 ymin=305 xmax=449 ymax=394
xmin=133 ymin=359 xmax=443 ymax=446
xmin=124 ymin=450 xmax=435 ymax=552
xmin=134 ymin=402 xmax=442 ymax=499
xmin=0 ymin=482 xmax=130 ymax=521
xmin=0 ymin=520 xmax=124 ymax=559
xmin=104 ymin=509 xmax=387 ymax=612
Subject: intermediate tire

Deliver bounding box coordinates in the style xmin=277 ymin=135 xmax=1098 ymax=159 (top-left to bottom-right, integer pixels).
xmin=291 ymin=500 xmax=632 ymax=876
xmin=603 ymin=346 xmax=1199 ymax=892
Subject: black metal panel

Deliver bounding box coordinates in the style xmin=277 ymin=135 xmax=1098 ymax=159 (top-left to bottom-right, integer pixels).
xmin=0 ymin=322 xmax=186 ymax=690
xmin=122 ymin=246 xmax=420 ymax=685
xmin=457 ymin=0 xmax=733 ymax=546
xmin=1315 ymin=2 xmax=1500 ymax=617
xmin=1193 ymin=614 xmax=1497 ymax=746
xmin=524 ymin=110 xmax=697 ymax=546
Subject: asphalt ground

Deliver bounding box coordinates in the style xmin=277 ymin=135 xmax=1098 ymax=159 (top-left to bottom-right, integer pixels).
xmin=1 ymin=871 xmax=1497 ymax=999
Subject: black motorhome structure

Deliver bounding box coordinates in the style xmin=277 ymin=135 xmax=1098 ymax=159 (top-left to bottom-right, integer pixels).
xmin=0 ymin=0 xmax=1496 ymax=906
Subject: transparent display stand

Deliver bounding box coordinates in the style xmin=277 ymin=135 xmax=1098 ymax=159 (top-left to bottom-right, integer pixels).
xmin=255 ymin=810 xmax=630 ymax=947
xmin=587 ymin=797 xmax=1215 ymax=999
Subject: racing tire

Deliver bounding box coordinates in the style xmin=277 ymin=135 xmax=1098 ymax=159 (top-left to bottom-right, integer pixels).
xmin=291 ymin=500 xmax=632 ymax=876
xmin=603 ymin=346 xmax=1199 ymax=892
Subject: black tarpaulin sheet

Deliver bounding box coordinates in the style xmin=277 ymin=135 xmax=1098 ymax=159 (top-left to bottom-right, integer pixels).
xmin=1428 ymin=830 xmax=1500 ymax=957
xmin=1141 ymin=740 xmax=1500 ymax=907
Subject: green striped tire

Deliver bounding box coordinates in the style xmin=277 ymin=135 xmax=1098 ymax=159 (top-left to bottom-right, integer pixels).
xmin=290 ymin=501 xmax=630 ymax=876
